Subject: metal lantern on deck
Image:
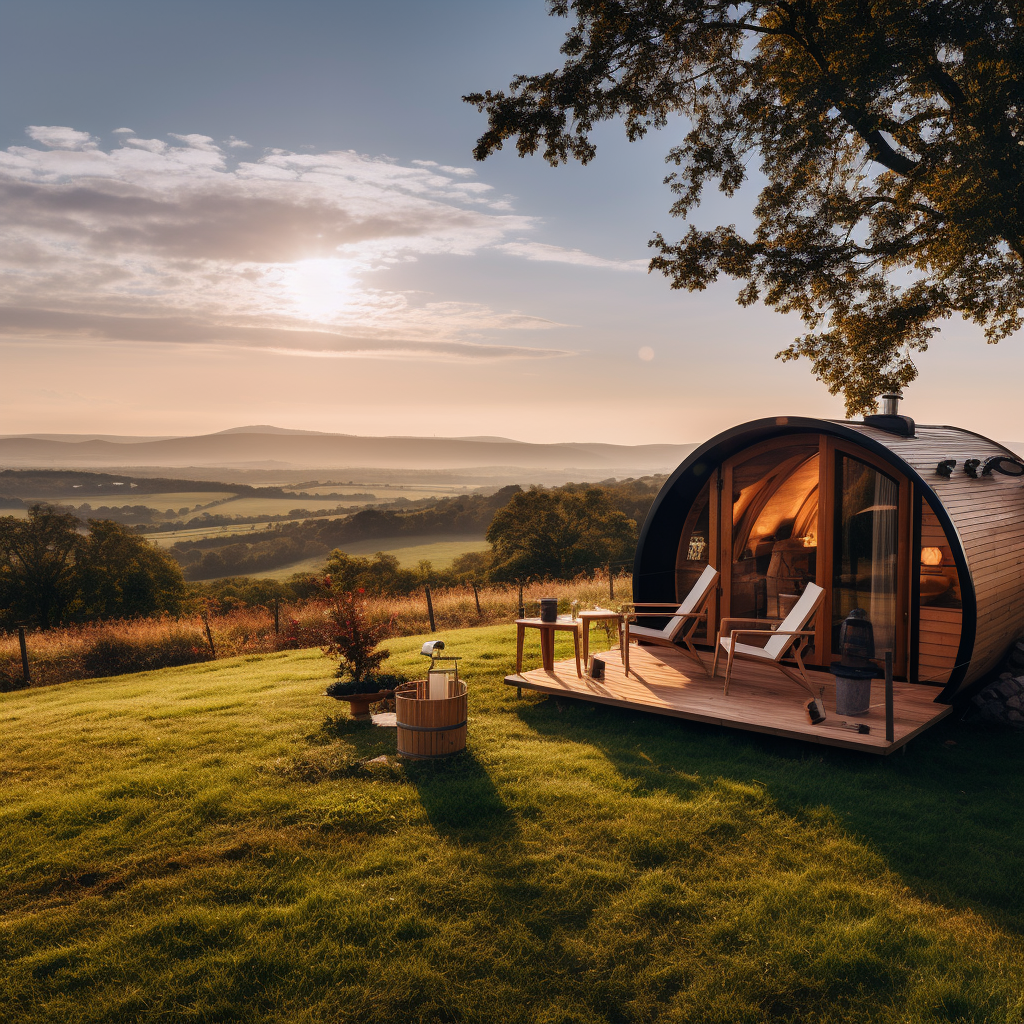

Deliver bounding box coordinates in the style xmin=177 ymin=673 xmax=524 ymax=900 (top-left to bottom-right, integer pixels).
xmin=838 ymin=608 xmax=875 ymax=668
xmin=831 ymin=609 xmax=878 ymax=716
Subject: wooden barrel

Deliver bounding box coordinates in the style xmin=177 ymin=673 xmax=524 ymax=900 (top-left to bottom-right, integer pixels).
xmin=396 ymin=680 xmax=467 ymax=758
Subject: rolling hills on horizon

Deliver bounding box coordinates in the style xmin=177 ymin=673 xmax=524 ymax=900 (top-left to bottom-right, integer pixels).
xmin=0 ymin=426 xmax=698 ymax=478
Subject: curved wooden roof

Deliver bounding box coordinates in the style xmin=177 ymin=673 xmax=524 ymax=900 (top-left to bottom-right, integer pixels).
xmin=634 ymin=417 xmax=1024 ymax=701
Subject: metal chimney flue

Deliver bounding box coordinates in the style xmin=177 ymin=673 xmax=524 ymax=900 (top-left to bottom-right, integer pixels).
xmin=864 ymin=392 xmax=915 ymax=437
xmin=880 ymin=393 xmax=901 ymax=416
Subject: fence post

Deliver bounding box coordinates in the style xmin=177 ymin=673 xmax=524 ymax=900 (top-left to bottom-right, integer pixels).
xmin=472 ymin=582 xmax=481 ymax=616
xmin=885 ymin=650 xmax=894 ymax=744
xmin=202 ymin=614 xmax=216 ymax=658
xmin=517 ymin=582 xmax=525 ymax=619
xmin=608 ymin=563 xmax=614 ymax=601
xmin=273 ymin=598 xmax=280 ymax=635
xmin=425 ymin=585 xmax=436 ymax=632
xmin=18 ymin=626 xmax=30 ymax=686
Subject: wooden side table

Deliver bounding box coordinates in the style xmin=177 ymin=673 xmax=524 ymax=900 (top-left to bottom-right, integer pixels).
xmin=515 ymin=617 xmax=582 ymax=678
xmin=578 ymin=608 xmax=623 ymax=666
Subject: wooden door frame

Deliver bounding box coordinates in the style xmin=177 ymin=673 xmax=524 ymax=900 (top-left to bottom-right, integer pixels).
xmin=716 ymin=432 xmax=912 ymax=675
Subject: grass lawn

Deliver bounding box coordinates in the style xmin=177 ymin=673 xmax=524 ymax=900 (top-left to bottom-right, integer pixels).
xmin=2 ymin=624 xmax=1023 ymax=1022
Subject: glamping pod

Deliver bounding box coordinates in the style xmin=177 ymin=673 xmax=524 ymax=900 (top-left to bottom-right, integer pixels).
xmin=634 ymin=405 xmax=1024 ymax=702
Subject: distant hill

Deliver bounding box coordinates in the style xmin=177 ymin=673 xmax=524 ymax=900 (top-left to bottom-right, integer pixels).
xmin=0 ymin=427 xmax=697 ymax=476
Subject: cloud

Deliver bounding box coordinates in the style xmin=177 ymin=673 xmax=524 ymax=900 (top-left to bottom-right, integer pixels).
xmin=25 ymin=125 xmax=96 ymax=150
xmin=494 ymin=241 xmax=648 ymax=271
xmin=225 ymin=136 xmax=250 ymax=148
xmin=0 ymin=305 xmax=573 ymax=361
xmin=112 ymin=127 xmax=135 ymax=135
xmin=0 ymin=127 xmax=607 ymax=363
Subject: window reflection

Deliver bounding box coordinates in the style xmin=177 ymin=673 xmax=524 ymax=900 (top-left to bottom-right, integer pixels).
xmin=833 ymin=456 xmax=899 ymax=655
xmin=730 ymin=445 xmax=819 ymax=621
xmin=675 ymin=481 xmax=711 ymax=638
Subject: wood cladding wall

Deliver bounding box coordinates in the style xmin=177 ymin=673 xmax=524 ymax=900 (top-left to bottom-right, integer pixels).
xmin=845 ymin=423 xmax=1024 ymax=693
xmin=917 ymin=509 xmax=962 ymax=686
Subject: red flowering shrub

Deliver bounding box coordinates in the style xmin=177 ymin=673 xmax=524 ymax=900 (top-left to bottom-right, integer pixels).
xmin=321 ymin=589 xmax=394 ymax=685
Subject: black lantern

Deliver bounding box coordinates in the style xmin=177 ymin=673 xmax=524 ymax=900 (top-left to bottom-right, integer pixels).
xmin=838 ymin=608 xmax=875 ymax=669
xmin=832 ymin=609 xmax=878 ymax=717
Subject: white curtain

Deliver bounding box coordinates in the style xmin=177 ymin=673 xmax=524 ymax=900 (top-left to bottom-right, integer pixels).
xmin=869 ymin=474 xmax=899 ymax=655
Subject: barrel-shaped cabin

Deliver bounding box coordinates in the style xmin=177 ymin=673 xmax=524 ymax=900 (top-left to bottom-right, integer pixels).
xmin=634 ymin=410 xmax=1024 ymax=702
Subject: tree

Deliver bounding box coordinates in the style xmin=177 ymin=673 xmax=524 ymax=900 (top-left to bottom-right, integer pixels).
xmin=0 ymin=508 xmax=187 ymax=628
xmin=0 ymin=506 xmax=81 ymax=629
xmin=322 ymin=550 xmax=421 ymax=596
xmin=486 ymin=488 xmax=637 ymax=581
xmin=465 ymin=2 xmax=1024 ymax=413
xmin=76 ymin=520 xmax=187 ymax=620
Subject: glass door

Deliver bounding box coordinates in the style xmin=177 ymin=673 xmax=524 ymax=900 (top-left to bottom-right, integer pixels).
xmin=832 ymin=455 xmax=900 ymax=658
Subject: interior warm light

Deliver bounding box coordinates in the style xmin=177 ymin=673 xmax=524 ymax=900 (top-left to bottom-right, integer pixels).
xmin=921 ymin=547 xmax=944 ymax=566
xmin=801 ymin=534 xmax=816 ymax=548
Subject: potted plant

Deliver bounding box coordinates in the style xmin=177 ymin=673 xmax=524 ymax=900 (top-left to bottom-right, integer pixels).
xmin=321 ymin=588 xmax=406 ymax=718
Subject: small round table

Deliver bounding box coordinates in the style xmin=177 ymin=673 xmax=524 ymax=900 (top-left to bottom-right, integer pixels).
xmin=515 ymin=616 xmax=582 ymax=678
xmin=578 ymin=608 xmax=623 ymax=666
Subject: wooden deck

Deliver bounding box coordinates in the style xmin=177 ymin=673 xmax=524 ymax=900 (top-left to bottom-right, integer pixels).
xmin=505 ymin=645 xmax=953 ymax=754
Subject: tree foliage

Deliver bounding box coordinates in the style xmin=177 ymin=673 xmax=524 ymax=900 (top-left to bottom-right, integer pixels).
xmin=486 ymin=488 xmax=637 ymax=581
xmin=0 ymin=506 xmax=82 ymax=629
xmin=77 ymin=519 xmax=187 ymax=620
xmin=321 ymin=589 xmax=393 ymax=684
xmin=466 ymin=1 xmax=1024 ymax=413
xmin=0 ymin=506 xmax=186 ymax=629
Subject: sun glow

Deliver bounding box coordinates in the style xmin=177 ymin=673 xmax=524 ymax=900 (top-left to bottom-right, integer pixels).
xmin=283 ymin=259 xmax=359 ymax=320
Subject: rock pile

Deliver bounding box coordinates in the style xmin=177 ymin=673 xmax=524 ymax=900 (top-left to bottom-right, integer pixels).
xmin=966 ymin=640 xmax=1024 ymax=727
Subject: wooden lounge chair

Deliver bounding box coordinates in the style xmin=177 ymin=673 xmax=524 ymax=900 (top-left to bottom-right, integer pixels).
xmin=622 ymin=564 xmax=720 ymax=677
xmin=713 ymin=582 xmax=825 ymax=695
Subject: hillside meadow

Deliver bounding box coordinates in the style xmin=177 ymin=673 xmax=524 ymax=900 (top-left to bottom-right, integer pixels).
xmin=1 ymin=624 xmax=1023 ymax=1023
xmin=0 ymin=577 xmax=626 ymax=690
xmin=249 ymin=535 xmax=490 ymax=580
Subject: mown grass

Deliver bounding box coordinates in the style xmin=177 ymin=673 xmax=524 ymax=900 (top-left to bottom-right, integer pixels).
xmin=1 ymin=624 xmax=1023 ymax=1023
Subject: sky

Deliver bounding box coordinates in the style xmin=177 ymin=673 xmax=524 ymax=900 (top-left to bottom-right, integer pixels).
xmin=0 ymin=0 xmax=1021 ymax=445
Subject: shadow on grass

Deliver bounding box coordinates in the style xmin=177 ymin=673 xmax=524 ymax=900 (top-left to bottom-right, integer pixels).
xmin=403 ymin=749 xmax=520 ymax=842
xmin=514 ymin=692 xmax=1024 ymax=936
xmin=318 ymin=711 xmax=519 ymax=843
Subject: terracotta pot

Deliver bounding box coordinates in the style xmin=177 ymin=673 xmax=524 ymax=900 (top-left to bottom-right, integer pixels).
xmin=329 ymin=690 xmax=395 ymax=719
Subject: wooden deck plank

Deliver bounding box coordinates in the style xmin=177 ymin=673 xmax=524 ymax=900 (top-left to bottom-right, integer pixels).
xmin=505 ymin=646 xmax=952 ymax=755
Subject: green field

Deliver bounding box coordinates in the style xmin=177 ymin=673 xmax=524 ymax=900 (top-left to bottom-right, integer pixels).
xmin=1 ymin=624 xmax=1023 ymax=1022
xmin=147 ymin=514 xmax=350 ymax=549
xmin=249 ymin=535 xmax=490 ymax=581
xmin=22 ymin=491 xmax=238 ymax=513
xmin=282 ymin=484 xmax=475 ymax=502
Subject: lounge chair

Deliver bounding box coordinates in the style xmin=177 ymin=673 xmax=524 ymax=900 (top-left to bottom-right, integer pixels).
xmin=622 ymin=564 xmax=720 ymax=677
xmin=713 ymin=582 xmax=825 ymax=695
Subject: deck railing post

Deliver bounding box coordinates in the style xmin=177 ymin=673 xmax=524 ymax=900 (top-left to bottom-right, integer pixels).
xmin=425 ymin=585 xmax=436 ymax=632
xmin=18 ymin=626 xmax=30 ymax=686
xmin=885 ymin=651 xmax=894 ymax=743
